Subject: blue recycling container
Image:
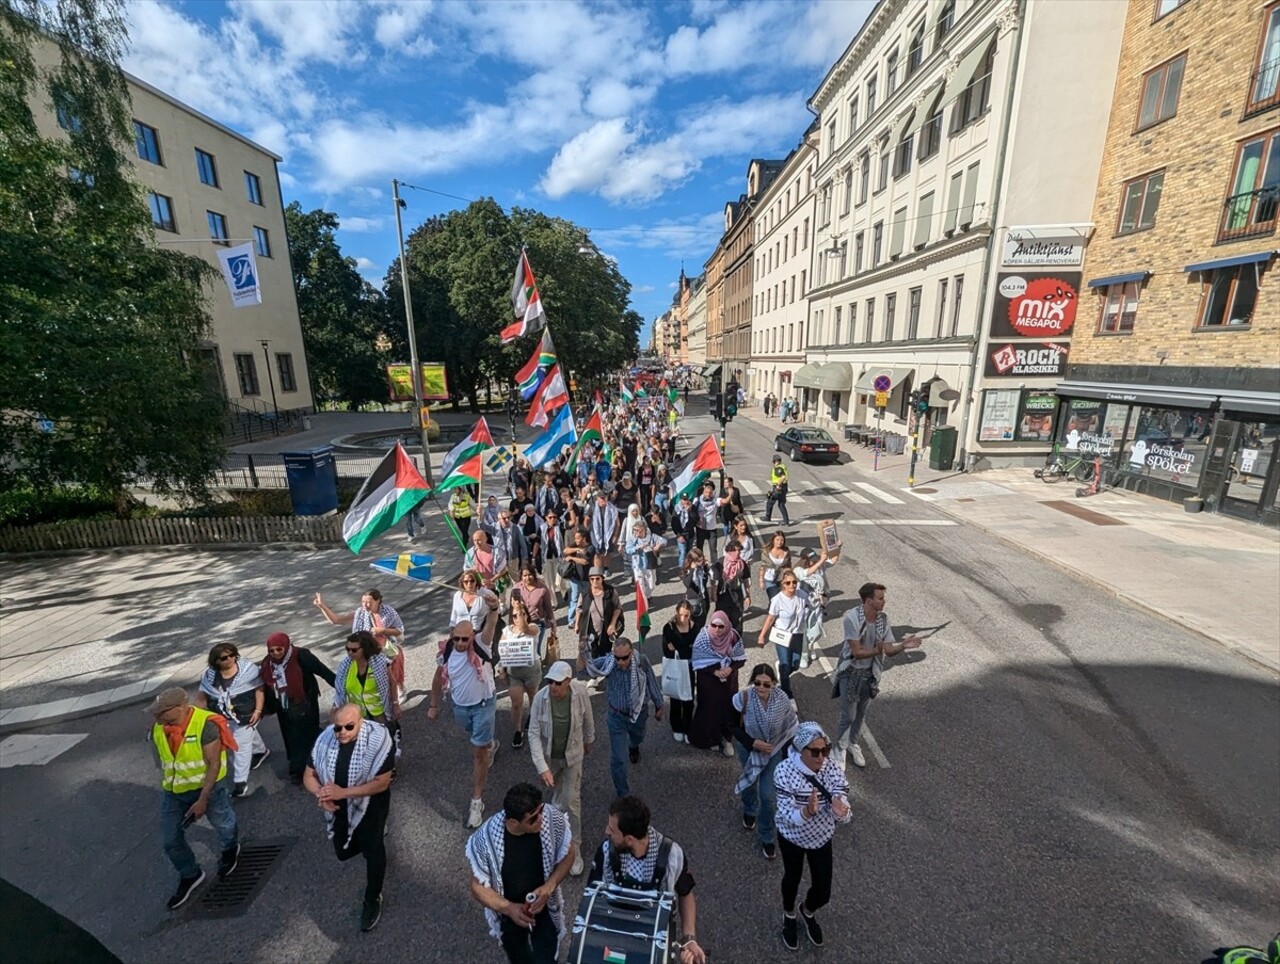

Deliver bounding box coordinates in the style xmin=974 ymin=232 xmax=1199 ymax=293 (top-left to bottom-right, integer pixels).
xmin=281 ymin=446 xmax=338 ymax=516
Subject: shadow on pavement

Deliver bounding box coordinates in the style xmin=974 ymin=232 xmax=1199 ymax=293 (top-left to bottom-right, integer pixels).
xmin=0 ymin=878 xmax=122 ymax=964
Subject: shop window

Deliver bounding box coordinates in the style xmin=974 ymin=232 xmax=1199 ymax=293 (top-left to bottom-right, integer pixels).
xmin=1136 ymin=54 xmax=1186 ymax=130
xmin=1098 ymin=281 xmax=1142 ymax=333
xmin=1218 ymin=129 xmax=1279 ymax=243
xmin=1224 ymin=421 xmax=1279 ymax=508
xmin=1245 ymin=3 xmax=1280 ymax=118
xmin=1121 ymin=406 xmax=1206 ymax=487
xmin=1117 ymin=170 xmax=1164 ymax=235
xmin=1197 ymin=263 xmax=1261 ymax=327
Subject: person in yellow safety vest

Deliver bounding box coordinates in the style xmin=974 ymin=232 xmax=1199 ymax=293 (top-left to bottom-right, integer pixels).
xmin=450 ymin=488 xmax=476 ymax=543
xmin=150 ymin=687 xmax=241 ymax=910
xmin=764 ymin=455 xmax=791 ymax=525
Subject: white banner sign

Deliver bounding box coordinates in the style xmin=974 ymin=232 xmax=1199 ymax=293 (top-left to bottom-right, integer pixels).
xmin=1001 ymin=227 xmax=1085 ymax=267
xmin=216 ymin=242 xmax=262 ymax=308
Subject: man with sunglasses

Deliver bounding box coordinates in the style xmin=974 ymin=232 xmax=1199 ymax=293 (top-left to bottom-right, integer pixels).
xmin=303 ymin=704 xmax=396 ymax=932
xmin=466 ymin=782 xmax=574 ymax=964
xmin=429 ymin=622 xmax=499 ymax=829
xmin=583 ymin=637 xmax=664 ymax=796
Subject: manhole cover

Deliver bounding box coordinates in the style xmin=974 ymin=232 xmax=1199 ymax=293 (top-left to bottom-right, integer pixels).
xmin=913 ymin=487 xmax=937 ymax=494
xmin=188 ymin=837 xmax=296 ymax=918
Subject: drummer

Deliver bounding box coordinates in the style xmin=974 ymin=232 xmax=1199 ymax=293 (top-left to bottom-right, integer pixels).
xmin=586 ymin=795 xmax=707 ymax=964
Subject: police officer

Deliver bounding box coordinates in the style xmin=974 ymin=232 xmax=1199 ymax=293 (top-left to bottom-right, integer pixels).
xmin=764 ymin=455 xmax=791 ymax=525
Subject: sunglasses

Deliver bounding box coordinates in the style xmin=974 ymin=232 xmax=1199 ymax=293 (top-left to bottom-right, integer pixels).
xmin=751 ymin=680 xmax=773 ymax=689
xmin=345 ymin=646 xmax=361 ymax=654
xmin=710 ymin=622 xmax=726 ymax=629
xmin=523 ymin=804 xmax=545 ymax=824
xmin=332 ymin=722 xmax=358 ymax=733
xmin=217 ymin=654 xmax=237 ymax=662
xmin=804 ymin=745 xmax=832 ymax=758
xmin=782 ymin=580 xmax=798 ymax=586
xmin=615 ymin=655 xmax=631 ymax=664
xmin=450 ymin=635 xmax=473 ymax=643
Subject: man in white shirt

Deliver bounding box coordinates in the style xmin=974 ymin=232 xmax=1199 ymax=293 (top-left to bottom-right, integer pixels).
xmin=428 ymin=621 xmax=499 ymax=828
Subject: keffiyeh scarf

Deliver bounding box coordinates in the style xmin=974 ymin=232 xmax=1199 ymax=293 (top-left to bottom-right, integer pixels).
xmin=352 ymin=603 xmax=404 ymax=636
xmin=465 ymin=806 xmax=571 ymax=940
xmin=311 ymin=719 xmax=394 ymax=846
xmin=200 ymin=661 xmax=262 ymax=723
xmin=261 ymin=645 xmax=304 ymax=709
xmin=691 ymin=623 xmax=743 ymax=670
xmin=734 ymin=686 xmax=798 ymax=796
xmin=332 ymin=654 xmax=396 ymax=720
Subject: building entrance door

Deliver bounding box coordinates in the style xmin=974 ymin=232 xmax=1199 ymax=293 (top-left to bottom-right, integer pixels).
xmin=1202 ymin=418 xmax=1280 ymax=524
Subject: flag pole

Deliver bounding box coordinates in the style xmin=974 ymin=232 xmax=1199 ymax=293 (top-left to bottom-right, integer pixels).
xmin=392 ymin=178 xmax=434 ymax=486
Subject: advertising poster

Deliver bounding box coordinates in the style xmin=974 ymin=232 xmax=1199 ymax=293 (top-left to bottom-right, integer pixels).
xmin=386 ymin=363 xmax=450 ymax=402
xmin=990 ymin=271 xmax=1082 ymax=338
xmin=985 ymin=341 xmax=1070 ymax=377
xmin=979 ymin=389 xmax=1020 ymax=441
xmin=1016 ymin=391 xmax=1058 ymax=441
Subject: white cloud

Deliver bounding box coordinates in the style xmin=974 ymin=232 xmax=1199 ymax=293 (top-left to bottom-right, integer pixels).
xmin=231 ymin=0 xmax=367 ymax=65
xmin=371 ymin=0 xmax=438 ymax=56
xmin=593 ymin=211 xmax=725 ymax=260
xmin=355 ymin=256 xmax=379 ymax=271
xmin=540 ymin=119 xmax=638 ymax=199
xmin=340 ymin=216 xmax=385 ymax=233
xmin=634 ymin=284 xmax=656 ymax=293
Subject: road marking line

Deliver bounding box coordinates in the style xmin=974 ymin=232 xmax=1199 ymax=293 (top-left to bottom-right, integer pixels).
xmin=837 ymin=490 xmax=873 ymax=504
xmin=812 ymin=652 xmax=890 ymax=769
xmin=843 ymin=518 xmax=956 ymax=526
xmin=737 ymin=479 xmax=764 ymax=496
xmin=853 ymin=482 xmax=905 ymax=504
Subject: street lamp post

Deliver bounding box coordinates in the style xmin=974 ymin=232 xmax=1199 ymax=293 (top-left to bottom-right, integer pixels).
xmin=259 ymin=339 xmax=279 ymax=418
xmin=392 ymin=179 xmax=434 ymax=485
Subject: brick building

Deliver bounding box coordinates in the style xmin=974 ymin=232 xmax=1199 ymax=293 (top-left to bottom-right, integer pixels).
xmin=1061 ymin=0 xmax=1280 ymax=523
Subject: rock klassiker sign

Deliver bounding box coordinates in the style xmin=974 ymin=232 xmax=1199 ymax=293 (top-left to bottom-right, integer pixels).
xmin=990 ymin=271 xmax=1082 ymax=338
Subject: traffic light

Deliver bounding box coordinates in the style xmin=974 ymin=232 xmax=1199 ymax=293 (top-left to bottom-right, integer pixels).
xmin=708 ymin=375 xmax=722 ymax=418
xmin=910 ymin=389 xmax=929 ymax=416
xmin=710 ymin=393 xmax=723 ymax=420
xmin=724 ymin=379 xmax=739 ymax=420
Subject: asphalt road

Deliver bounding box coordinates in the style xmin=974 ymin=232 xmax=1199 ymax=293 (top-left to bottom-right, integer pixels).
xmin=2 ymin=409 xmax=1277 ymax=963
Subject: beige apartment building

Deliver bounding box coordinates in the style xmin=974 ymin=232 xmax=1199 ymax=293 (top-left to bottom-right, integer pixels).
xmin=686 ymin=273 xmax=708 ymax=370
xmin=31 ymin=41 xmax=313 ymax=415
xmin=752 ymin=130 xmax=818 ymax=408
xmin=722 ymin=162 xmax=778 ymax=391
xmin=1061 ymin=0 xmax=1279 ymax=525
xmin=803 ymin=0 xmax=1125 ymax=467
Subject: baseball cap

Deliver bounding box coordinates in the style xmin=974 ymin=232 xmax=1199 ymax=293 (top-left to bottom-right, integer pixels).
xmin=773 ymin=454 xmax=782 ymax=462
xmin=622 ymin=471 xmax=632 ymax=480
xmin=799 ymin=547 xmax=818 ymax=560
xmin=544 ymin=661 xmax=574 ymax=682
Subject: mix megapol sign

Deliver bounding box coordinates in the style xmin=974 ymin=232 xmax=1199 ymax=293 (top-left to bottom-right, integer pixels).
xmin=990 ymin=270 xmax=1081 ymax=338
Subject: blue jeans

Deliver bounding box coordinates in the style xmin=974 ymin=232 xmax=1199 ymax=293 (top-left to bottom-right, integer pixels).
xmin=775 ymin=634 xmax=803 ymax=697
xmin=566 ymin=579 xmax=583 ymax=628
xmin=676 ymin=537 xmax=688 ymax=567
xmin=606 ymin=708 xmax=648 ymax=797
xmin=654 ymin=493 xmax=669 ymax=513
xmin=161 ymin=780 xmax=238 ymax=879
xmin=736 ymin=744 xmax=781 ymax=845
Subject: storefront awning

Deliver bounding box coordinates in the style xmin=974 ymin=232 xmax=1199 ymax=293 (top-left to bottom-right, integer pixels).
xmin=1183 ymin=250 xmax=1275 ymax=273
xmin=1218 ymin=391 xmax=1280 ymax=417
xmin=809 ymin=363 xmax=855 ymax=392
xmin=854 ymin=367 xmax=914 ymax=393
xmin=1087 ymin=271 xmax=1151 ymax=288
xmin=1055 ymin=380 xmax=1211 ymax=409
xmin=701 ymin=364 xmax=721 ymax=379
xmin=792 ymin=362 xmax=825 ymax=389
xmin=891 ymin=106 xmax=916 ymax=146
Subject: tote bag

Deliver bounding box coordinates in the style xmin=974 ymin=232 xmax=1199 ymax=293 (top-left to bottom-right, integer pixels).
xmin=660 ymin=657 xmax=693 ymax=702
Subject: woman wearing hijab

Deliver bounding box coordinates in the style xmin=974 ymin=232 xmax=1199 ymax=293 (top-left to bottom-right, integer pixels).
xmin=714 ymin=540 xmax=752 ymax=634
xmin=662 ymin=601 xmax=698 ymax=744
xmin=480 ymin=495 xmax=502 ymax=537
xmin=260 ymin=632 xmax=336 ymax=784
xmin=731 ymin=663 xmax=797 ymax=859
xmin=680 ymin=548 xmax=717 ymax=634
xmin=772 ymin=722 xmax=851 ymax=952
xmin=197 ymin=643 xmax=267 ymax=797
xmin=687 ymin=611 xmax=746 ymax=755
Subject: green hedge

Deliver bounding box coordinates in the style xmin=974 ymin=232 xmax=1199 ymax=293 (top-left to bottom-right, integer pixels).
xmin=0 ymin=486 xmax=127 ymax=526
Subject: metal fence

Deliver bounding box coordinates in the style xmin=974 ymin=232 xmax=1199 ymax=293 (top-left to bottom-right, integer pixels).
xmin=215 ymin=454 xmax=390 ymax=490
xmin=0 ymin=513 xmax=346 ymax=553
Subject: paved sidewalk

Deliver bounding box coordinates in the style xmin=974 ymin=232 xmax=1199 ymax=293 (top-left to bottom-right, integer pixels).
xmin=740 ymin=406 xmax=1280 ymax=674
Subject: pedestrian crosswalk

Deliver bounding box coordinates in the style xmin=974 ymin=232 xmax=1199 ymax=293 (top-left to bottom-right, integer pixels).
xmin=737 ymin=477 xmax=907 ymax=506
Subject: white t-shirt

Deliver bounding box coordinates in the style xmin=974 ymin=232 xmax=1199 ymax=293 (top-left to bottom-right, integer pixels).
xmin=447 ymin=648 xmax=495 ymax=707
xmin=768 ymin=592 xmax=806 ymax=634
xmin=451 ymin=590 xmax=494 ymax=632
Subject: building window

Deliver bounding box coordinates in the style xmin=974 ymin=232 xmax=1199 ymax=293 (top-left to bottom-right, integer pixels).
xmin=944 ymin=170 xmax=964 ymax=233
xmin=196 ymin=148 xmax=219 ymax=187
xmin=865 ymin=298 xmax=875 ymax=341
xmin=951 ymin=274 xmax=964 ymax=336
xmin=1136 ymin=54 xmax=1186 ymax=130
xmin=134 ymin=121 xmax=162 ymax=165
xmin=848 ymin=94 xmax=860 ymax=136
xmin=276 ymin=352 xmax=298 ymax=392
xmin=234 ymin=353 xmax=260 ymax=396
xmin=914 ymin=191 xmax=935 ymax=248
xmin=936 ymin=277 xmax=949 ymax=336
xmin=1246 ymin=4 xmax=1280 ymax=117
xmin=854 ymin=231 xmax=865 ymax=273
xmin=1155 ymin=0 xmax=1188 ymax=18
xmin=207 ymin=210 xmax=229 ymax=245
xmin=1197 ymin=264 xmax=1262 ymax=327
xmin=800 ymin=270 xmax=806 ymax=295
xmin=827 ymin=119 xmax=837 ymax=157
xmin=1117 ymin=170 xmax=1165 ymax=235
xmin=849 ymin=302 xmax=858 ymax=343
xmin=842 ymin=168 xmax=853 ymax=215
xmin=820 ymin=183 xmax=833 ymax=226
xmin=53 ymin=85 xmax=81 ymax=132
xmin=245 ymin=171 xmax=263 ymax=205
xmin=872 ymin=221 xmax=884 ymax=266
xmin=866 ymin=75 xmax=878 ymax=118
xmin=907 ymin=19 xmax=926 ymax=76
xmin=886 ymin=47 xmax=900 ymax=96
xmin=858 ymin=152 xmax=870 ymax=203
xmin=802 ymin=219 xmax=809 ymax=249
xmin=1219 ymin=129 xmax=1280 ymax=243
xmin=885 ymin=293 xmax=897 ymax=341
xmin=935 ymin=0 xmax=956 ymax=48
xmin=894 ymin=132 xmax=915 ymax=178
xmin=907 ymin=286 xmax=922 ymax=339
xmin=833 ymin=306 xmax=843 ymax=344
xmin=952 ymin=40 xmax=996 ymax=133
xmin=838 ymin=242 xmax=848 ymax=278
xmin=148 ymin=192 xmax=177 ymax=233
xmin=890 ymin=206 xmax=907 ymax=259
xmin=877 ymin=137 xmax=891 ymax=192
xmin=919 ymin=102 xmax=944 ymax=161
xmin=1098 ymin=281 xmax=1142 ymax=334
xmin=253 ymin=226 xmax=272 ymax=258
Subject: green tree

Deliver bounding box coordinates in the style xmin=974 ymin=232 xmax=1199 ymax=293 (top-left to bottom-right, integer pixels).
xmin=283 ymin=202 xmax=390 ymax=410
xmin=385 ymin=199 xmax=640 ymax=412
xmin=0 ymin=0 xmax=226 ymax=517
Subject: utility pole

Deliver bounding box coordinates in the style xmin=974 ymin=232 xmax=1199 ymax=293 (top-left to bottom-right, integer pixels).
xmin=392 ymin=179 xmax=434 ymax=485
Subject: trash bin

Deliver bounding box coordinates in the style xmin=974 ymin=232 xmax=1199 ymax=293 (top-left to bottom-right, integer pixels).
xmin=281 ymin=446 xmax=338 ymax=515
xmin=929 ymin=426 xmax=957 ymax=471
xmin=885 ymin=433 xmax=907 ymax=456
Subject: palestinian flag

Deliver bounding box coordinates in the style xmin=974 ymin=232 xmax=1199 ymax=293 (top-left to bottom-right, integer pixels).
xmin=566 ymin=408 xmax=603 ymax=472
xmin=526 ymin=363 xmax=569 ymax=427
xmin=502 ymin=248 xmax=547 ymax=343
xmin=619 ymin=377 xmax=634 ymax=404
xmin=667 ymin=434 xmax=723 ymax=502
xmin=342 ymin=443 xmax=429 ymax=554
xmin=634 ymin=576 xmax=650 ymax=643
xmin=515 ymin=330 xmax=557 ymax=400
xmin=436 ymin=417 xmax=494 ymax=493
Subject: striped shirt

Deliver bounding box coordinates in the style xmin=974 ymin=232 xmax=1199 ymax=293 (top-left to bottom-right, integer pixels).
xmin=585 ymin=652 xmax=663 ymax=723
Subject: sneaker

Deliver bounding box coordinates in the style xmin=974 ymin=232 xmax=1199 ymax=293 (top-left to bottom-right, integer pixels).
xmin=250 ymin=747 xmax=270 ymax=770
xmin=782 ymin=914 xmax=798 ymax=952
xmin=217 ymin=843 xmax=240 ymax=879
xmin=360 ymin=895 xmax=383 ymax=932
xmin=486 ymin=741 xmax=498 ymax=766
xmin=512 ymin=730 xmax=525 ymax=749
xmin=743 ymin=814 xmax=757 ymax=831
xmin=232 ymin=782 xmax=248 ymax=798
xmin=629 ymin=745 xmax=640 ymax=765
xmin=465 ymin=798 xmax=484 ymax=829
xmin=721 ymin=742 xmax=734 ymax=758
xmin=800 ymin=908 xmax=824 ymax=946
xmin=762 ymin=842 xmax=777 ymax=860
xmin=801 ymin=654 xmax=813 ymax=669
xmin=673 ymin=732 xmax=684 ymax=743
xmin=166 ymin=870 xmax=205 ymax=910
xmin=851 ymin=744 xmax=867 ymax=768
xmin=571 ymin=853 xmax=585 ymax=876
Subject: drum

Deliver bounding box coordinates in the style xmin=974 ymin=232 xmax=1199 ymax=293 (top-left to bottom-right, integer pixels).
xmin=568 ymin=882 xmax=674 ymax=964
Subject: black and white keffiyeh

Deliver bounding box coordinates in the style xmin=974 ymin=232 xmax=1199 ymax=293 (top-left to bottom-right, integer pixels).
xmin=332 ymin=654 xmax=396 ymax=719
xmin=311 ymin=719 xmax=394 ymax=846
xmin=774 ymin=725 xmax=851 ymax=850
xmin=199 ymin=661 xmax=262 ymax=722
xmin=733 ymin=686 xmax=798 ymax=797
xmin=465 ymin=805 xmax=572 ymax=940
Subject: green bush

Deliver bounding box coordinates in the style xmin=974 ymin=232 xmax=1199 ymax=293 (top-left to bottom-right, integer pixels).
xmin=0 ymin=486 xmax=126 ymax=526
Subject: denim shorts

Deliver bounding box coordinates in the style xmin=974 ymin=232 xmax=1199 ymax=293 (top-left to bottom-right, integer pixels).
xmin=452 ymin=696 xmax=496 ymax=747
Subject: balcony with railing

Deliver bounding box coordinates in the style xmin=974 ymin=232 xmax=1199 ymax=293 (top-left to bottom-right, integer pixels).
xmin=1218 ymin=185 xmax=1279 ymax=243
xmin=1245 ymin=57 xmax=1280 ymax=118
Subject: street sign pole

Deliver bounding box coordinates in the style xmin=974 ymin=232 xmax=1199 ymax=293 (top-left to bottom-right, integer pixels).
xmin=874 ymin=407 xmax=883 ymax=472
xmin=908 ymin=409 xmax=921 ymax=487
xmin=871 ymin=372 xmax=892 ymax=475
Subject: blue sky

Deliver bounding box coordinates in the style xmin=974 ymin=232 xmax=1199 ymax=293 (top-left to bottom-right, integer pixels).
xmin=122 ymin=0 xmax=874 ymax=336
